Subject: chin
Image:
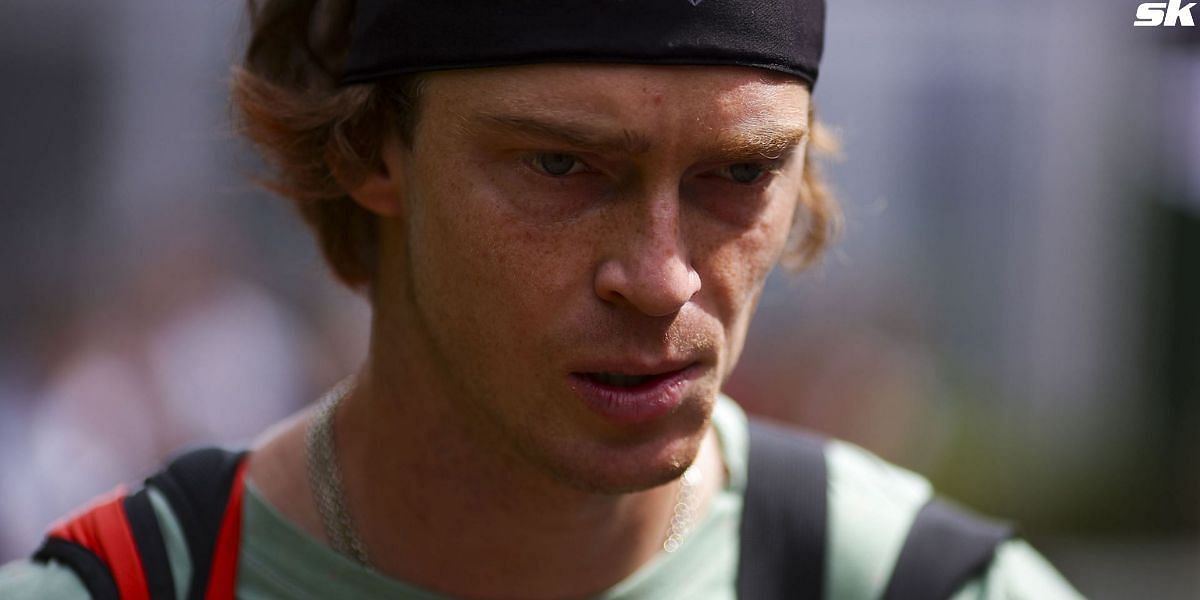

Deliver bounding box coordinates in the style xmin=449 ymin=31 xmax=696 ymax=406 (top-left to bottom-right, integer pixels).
xmin=549 ymin=451 xmax=696 ymax=496
xmin=527 ymin=407 xmax=710 ymax=495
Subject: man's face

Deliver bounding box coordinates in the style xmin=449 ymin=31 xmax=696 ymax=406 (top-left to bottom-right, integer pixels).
xmin=374 ymin=63 xmax=810 ymax=493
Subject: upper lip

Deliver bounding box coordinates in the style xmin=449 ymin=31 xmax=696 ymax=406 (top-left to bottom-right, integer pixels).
xmin=569 ymin=358 xmax=700 ymax=377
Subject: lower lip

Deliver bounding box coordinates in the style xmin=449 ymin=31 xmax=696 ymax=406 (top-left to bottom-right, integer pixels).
xmin=568 ymin=365 xmax=698 ymax=425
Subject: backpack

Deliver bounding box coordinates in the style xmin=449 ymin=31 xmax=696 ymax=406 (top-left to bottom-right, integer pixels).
xmin=32 ymin=420 xmax=1011 ymax=600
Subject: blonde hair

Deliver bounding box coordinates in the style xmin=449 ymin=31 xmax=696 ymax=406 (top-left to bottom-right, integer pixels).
xmin=232 ymin=0 xmax=840 ymax=289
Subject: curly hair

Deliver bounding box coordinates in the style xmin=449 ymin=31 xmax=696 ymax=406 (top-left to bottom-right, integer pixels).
xmin=231 ymin=0 xmax=840 ymax=290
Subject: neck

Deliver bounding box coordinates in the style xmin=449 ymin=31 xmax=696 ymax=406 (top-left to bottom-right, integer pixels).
xmin=328 ymin=344 xmax=717 ymax=600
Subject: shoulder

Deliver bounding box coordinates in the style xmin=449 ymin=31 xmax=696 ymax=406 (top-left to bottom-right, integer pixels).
xmin=952 ymin=539 xmax=1084 ymax=600
xmin=823 ymin=439 xmax=1082 ymax=599
xmin=0 ymin=484 xmax=193 ymax=600
xmin=721 ymin=397 xmax=1080 ymax=600
xmin=0 ymin=558 xmax=91 ymax=599
xmin=823 ymin=439 xmax=934 ymax=597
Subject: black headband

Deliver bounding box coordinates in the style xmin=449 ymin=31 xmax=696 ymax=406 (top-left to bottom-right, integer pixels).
xmin=340 ymin=0 xmax=826 ymax=88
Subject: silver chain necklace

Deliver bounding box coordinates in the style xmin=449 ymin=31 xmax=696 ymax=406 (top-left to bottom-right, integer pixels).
xmin=305 ymin=378 xmax=372 ymax=566
xmin=304 ymin=380 xmax=702 ymax=569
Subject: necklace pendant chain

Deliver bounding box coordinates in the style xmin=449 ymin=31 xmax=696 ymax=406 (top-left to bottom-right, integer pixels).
xmin=305 ymin=378 xmax=372 ymax=567
xmin=663 ymin=463 xmax=702 ymax=554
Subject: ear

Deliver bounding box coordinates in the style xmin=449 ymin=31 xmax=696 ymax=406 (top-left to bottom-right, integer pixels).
xmin=334 ymin=136 xmax=408 ymax=218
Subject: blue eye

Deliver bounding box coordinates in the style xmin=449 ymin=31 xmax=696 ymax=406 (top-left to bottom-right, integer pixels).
xmin=533 ymin=153 xmax=583 ymax=176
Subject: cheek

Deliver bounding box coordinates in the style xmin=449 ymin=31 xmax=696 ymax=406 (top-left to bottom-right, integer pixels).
xmin=698 ymin=193 xmax=796 ymax=308
xmin=405 ymin=156 xmax=585 ymax=357
xmin=692 ymin=195 xmax=796 ymax=369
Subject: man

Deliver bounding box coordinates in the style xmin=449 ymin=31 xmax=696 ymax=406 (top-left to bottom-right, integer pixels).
xmin=0 ymin=0 xmax=1083 ymax=598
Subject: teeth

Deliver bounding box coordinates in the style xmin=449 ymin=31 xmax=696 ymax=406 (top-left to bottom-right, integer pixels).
xmin=591 ymin=372 xmax=653 ymax=387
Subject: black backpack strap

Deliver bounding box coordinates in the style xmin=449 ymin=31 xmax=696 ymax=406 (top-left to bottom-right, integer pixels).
xmin=32 ymin=537 xmax=121 ymax=600
xmin=736 ymin=418 xmax=828 ymax=600
xmin=145 ymin=447 xmax=248 ymax=600
xmin=123 ymin=488 xmax=178 ymax=600
xmin=880 ymin=498 xmax=1014 ymax=600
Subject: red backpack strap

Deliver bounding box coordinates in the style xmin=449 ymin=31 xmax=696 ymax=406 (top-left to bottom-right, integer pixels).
xmin=204 ymin=459 xmax=248 ymax=600
xmin=145 ymin=447 xmax=249 ymax=600
xmin=35 ymin=486 xmax=149 ymax=600
xmin=125 ymin=487 xmax=183 ymax=599
xmin=31 ymin=448 xmax=250 ymax=600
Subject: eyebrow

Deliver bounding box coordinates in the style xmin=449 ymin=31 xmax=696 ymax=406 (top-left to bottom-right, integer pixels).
xmin=472 ymin=113 xmax=808 ymax=160
xmin=715 ymin=120 xmax=809 ymax=160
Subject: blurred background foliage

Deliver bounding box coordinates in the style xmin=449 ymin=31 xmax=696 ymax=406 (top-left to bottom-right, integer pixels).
xmin=0 ymin=1 xmax=1196 ymax=597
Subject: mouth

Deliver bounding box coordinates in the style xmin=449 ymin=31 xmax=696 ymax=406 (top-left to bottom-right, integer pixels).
xmin=582 ymin=370 xmax=677 ymax=388
xmin=568 ymin=362 xmax=701 ymax=425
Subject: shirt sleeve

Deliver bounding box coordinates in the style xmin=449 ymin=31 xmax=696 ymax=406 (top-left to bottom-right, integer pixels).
xmin=0 ymin=558 xmax=91 ymax=599
xmin=949 ymin=538 xmax=1084 ymax=600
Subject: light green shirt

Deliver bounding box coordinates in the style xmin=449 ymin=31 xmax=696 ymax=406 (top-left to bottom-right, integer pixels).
xmin=0 ymin=395 xmax=1083 ymax=599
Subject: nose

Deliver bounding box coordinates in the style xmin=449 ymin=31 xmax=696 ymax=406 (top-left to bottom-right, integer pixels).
xmin=593 ymin=190 xmax=702 ymax=317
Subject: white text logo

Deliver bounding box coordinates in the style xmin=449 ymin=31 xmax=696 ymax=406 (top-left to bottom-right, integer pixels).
xmin=1135 ymin=0 xmax=1197 ymax=26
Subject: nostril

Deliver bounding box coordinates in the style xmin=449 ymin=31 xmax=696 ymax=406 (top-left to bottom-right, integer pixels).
xmin=593 ymin=257 xmax=701 ymax=316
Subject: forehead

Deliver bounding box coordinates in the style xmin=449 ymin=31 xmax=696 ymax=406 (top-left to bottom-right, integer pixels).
xmin=419 ymin=63 xmax=811 ymax=142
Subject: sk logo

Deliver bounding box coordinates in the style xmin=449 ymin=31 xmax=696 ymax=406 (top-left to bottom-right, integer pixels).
xmin=1134 ymin=0 xmax=1197 ymax=26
